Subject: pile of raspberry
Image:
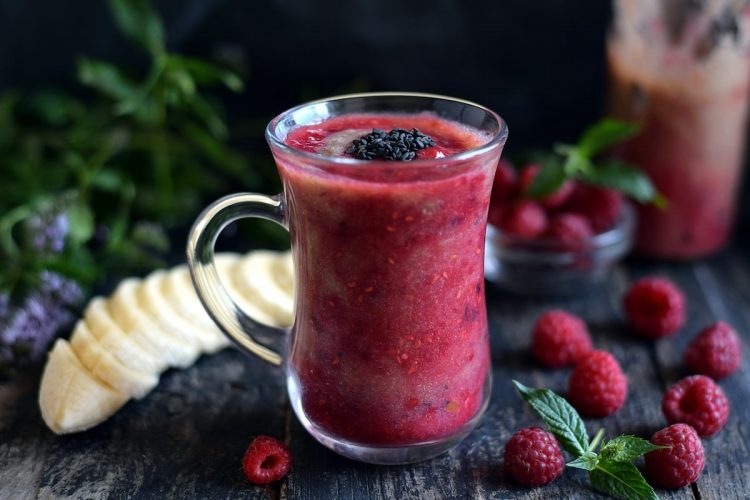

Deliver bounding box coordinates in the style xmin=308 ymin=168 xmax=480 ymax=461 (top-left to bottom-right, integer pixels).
xmin=506 ymin=277 xmax=743 ymax=491
xmin=488 ymin=160 xmax=623 ymax=246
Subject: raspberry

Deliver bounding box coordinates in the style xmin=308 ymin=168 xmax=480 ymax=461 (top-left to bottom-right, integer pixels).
xmin=662 ymin=375 xmax=729 ymax=437
xmin=645 ymin=424 xmax=705 ymax=489
xmin=518 ymin=164 xmax=574 ymax=208
xmin=499 ymin=201 xmax=548 ymax=238
xmin=504 ymin=427 xmax=565 ymax=486
xmin=532 ymin=310 xmax=593 ymax=368
xmin=568 ymin=350 xmax=628 ymax=417
xmin=566 ymin=185 xmax=623 ymax=232
xmin=684 ymin=321 xmax=741 ymax=380
xmin=623 ymin=277 xmax=686 ymax=338
xmin=544 ymin=213 xmax=594 ymax=248
xmin=491 ymin=159 xmax=518 ymax=201
xmin=242 ymin=435 xmax=292 ymax=484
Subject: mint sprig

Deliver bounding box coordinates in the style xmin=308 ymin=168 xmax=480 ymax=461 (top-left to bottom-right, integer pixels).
xmin=512 ymin=381 xmax=664 ymax=500
xmin=525 ymin=119 xmax=664 ymax=206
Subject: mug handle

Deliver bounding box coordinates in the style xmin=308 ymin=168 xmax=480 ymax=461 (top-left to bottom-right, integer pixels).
xmin=186 ymin=192 xmax=289 ymax=366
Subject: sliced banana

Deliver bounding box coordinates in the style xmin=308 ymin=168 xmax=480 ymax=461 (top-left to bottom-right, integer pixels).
xmin=84 ymin=297 xmax=163 ymax=375
xmin=39 ymin=250 xmax=297 ymax=435
xmin=139 ymin=270 xmax=226 ymax=354
xmin=272 ymin=250 xmax=295 ymax=296
xmin=109 ymin=279 xmax=201 ymax=369
xmin=231 ymin=251 xmax=294 ymax=327
xmin=39 ymin=339 xmax=129 ymax=435
xmin=70 ymin=320 xmax=158 ymax=399
xmin=162 ymin=266 xmax=230 ymax=353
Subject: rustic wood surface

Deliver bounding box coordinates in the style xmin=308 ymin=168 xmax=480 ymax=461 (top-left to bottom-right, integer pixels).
xmin=2 ymin=240 xmax=750 ymax=499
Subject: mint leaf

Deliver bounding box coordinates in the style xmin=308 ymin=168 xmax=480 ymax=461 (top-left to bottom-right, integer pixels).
xmin=513 ymin=380 xmax=589 ymax=456
xmin=567 ymin=451 xmax=599 ymax=471
xmin=590 ymin=460 xmax=659 ymax=500
xmin=78 ymin=59 xmax=138 ymax=101
xmin=526 ymin=158 xmax=567 ymax=198
xmin=600 ymin=436 xmax=666 ymax=463
xmin=583 ymin=161 xmax=665 ymax=206
xmin=108 ymin=0 xmax=165 ymax=56
xmin=578 ymin=119 xmax=640 ymax=157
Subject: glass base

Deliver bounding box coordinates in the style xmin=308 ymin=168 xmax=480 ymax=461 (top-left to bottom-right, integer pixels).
xmin=286 ymin=370 xmax=492 ymax=465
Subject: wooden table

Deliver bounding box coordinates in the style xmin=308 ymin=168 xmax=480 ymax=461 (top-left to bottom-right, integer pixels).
xmin=2 ymin=241 xmax=750 ymax=499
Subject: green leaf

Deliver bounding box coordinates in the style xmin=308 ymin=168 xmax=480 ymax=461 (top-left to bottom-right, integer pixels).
xmin=169 ymin=55 xmax=244 ymax=92
xmin=590 ymin=460 xmax=659 ymax=500
xmin=600 ymin=436 xmax=667 ymax=463
xmin=108 ymin=0 xmax=165 ymax=55
xmin=78 ymin=58 xmax=138 ymax=101
xmin=567 ymin=451 xmax=599 ymax=471
xmin=578 ymin=119 xmax=640 ymax=158
xmin=583 ymin=161 xmax=665 ymax=206
xmin=526 ymin=158 xmax=567 ymax=198
xmin=66 ymin=204 xmax=95 ymax=245
xmin=513 ymin=380 xmax=589 ymax=457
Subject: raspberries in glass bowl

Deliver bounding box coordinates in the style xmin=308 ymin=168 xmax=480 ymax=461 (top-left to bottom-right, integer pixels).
xmin=485 ymin=160 xmax=634 ymax=296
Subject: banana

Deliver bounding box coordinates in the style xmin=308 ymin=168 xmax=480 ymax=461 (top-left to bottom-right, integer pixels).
xmin=272 ymin=250 xmax=295 ymax=296
xmin=84 ymin=297 xmax=163 ymax=375
xmin=231 ymin=251 xmax=294 ymax=327
xmin=39 ymin=250 xmax=297 ymax=435
xmin=39 ymin=339 xmax=129 ymax=435
xmin=69 ymin=320 xmax=158 ymax=399
xmin=138 ymin=270 xmax=226 ymax=354
xmin=109 ymin=279 xmax=201 ymax=369
xmin=161 ymin=265 xmax=230 ymax=353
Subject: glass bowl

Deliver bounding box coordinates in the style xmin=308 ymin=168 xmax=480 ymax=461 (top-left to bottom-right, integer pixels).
xmin=484 ymin=203 xmax=636 ymax=296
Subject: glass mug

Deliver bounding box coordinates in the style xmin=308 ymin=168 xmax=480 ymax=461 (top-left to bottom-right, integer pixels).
xmin=187 ymin=93 xmax=508 ymax=464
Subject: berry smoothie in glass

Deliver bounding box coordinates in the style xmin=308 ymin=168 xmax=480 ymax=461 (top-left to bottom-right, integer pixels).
xmin=608 ymin=0 xmax=750 ymax=258
xmin=187 ymin=93 xmax=508 ymax=464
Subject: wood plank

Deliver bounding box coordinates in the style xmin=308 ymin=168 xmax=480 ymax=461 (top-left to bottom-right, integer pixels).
xmin=0 ymin=349 xmax=285 ymax=499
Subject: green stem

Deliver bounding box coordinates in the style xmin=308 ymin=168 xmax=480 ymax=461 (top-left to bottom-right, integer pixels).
xmin=588 ymin=428 xmax=605 ymax=453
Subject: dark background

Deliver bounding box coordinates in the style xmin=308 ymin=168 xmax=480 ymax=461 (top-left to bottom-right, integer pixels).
xmin=1 ymin=0 xmax=748 ymax=226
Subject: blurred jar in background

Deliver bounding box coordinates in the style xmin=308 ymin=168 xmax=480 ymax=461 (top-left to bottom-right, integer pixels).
xmin=608 ymin=0 xmax=750 ymax=259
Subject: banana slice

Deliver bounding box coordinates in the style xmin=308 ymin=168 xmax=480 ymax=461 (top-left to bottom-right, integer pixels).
xmin=139 ymin=270 xmax=226 ymax=354
xmin=70 ymin=320 xmax=158 ymax=399
xmin=231 ymin=251 xmax=294 ymax=327
xmin=39 ymin=339 xmax=129 ymax=435
xmin=84 ymin=297 xmax=163 ymax=375
xmin=272 ymin=251 xmax=295 ymax=296
xmin=109 ymin=279 xmax=201 ymax=369
xmin=162 ymin=265 xmax=230 ymax=353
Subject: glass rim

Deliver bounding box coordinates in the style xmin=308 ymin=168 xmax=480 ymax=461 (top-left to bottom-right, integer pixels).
xmin=265 ymin=91 xmax=508 ymax=167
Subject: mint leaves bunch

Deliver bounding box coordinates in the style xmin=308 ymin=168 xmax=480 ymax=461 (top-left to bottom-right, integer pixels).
xmin=513 ymin=381 xmax=665 ymax=500
xmin=526 ymin=119 xmax=665 ymax=207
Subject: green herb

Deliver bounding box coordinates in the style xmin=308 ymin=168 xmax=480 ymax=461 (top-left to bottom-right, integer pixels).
xmin=525 ymin=119 xmax=665 ymax=207
xmin=0 ymin=0 xmax=274 ymax=298
xmin=512 ymin=381 xmax=665 ymax=500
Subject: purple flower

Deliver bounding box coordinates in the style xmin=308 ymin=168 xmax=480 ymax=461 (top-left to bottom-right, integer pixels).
xmin=1 ymin=293 xmax=69 ymax=362
xmin=38 ymin=271 xmax=83 ymax=307
xmin=25 ymin=211 xmax=69 ymax=254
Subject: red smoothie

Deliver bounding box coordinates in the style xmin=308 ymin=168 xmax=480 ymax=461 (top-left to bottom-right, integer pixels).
xmin=608 ymin=0 xmax=750 ymax=258
xmin=276 ymin=113 xmax=497 ymax=445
